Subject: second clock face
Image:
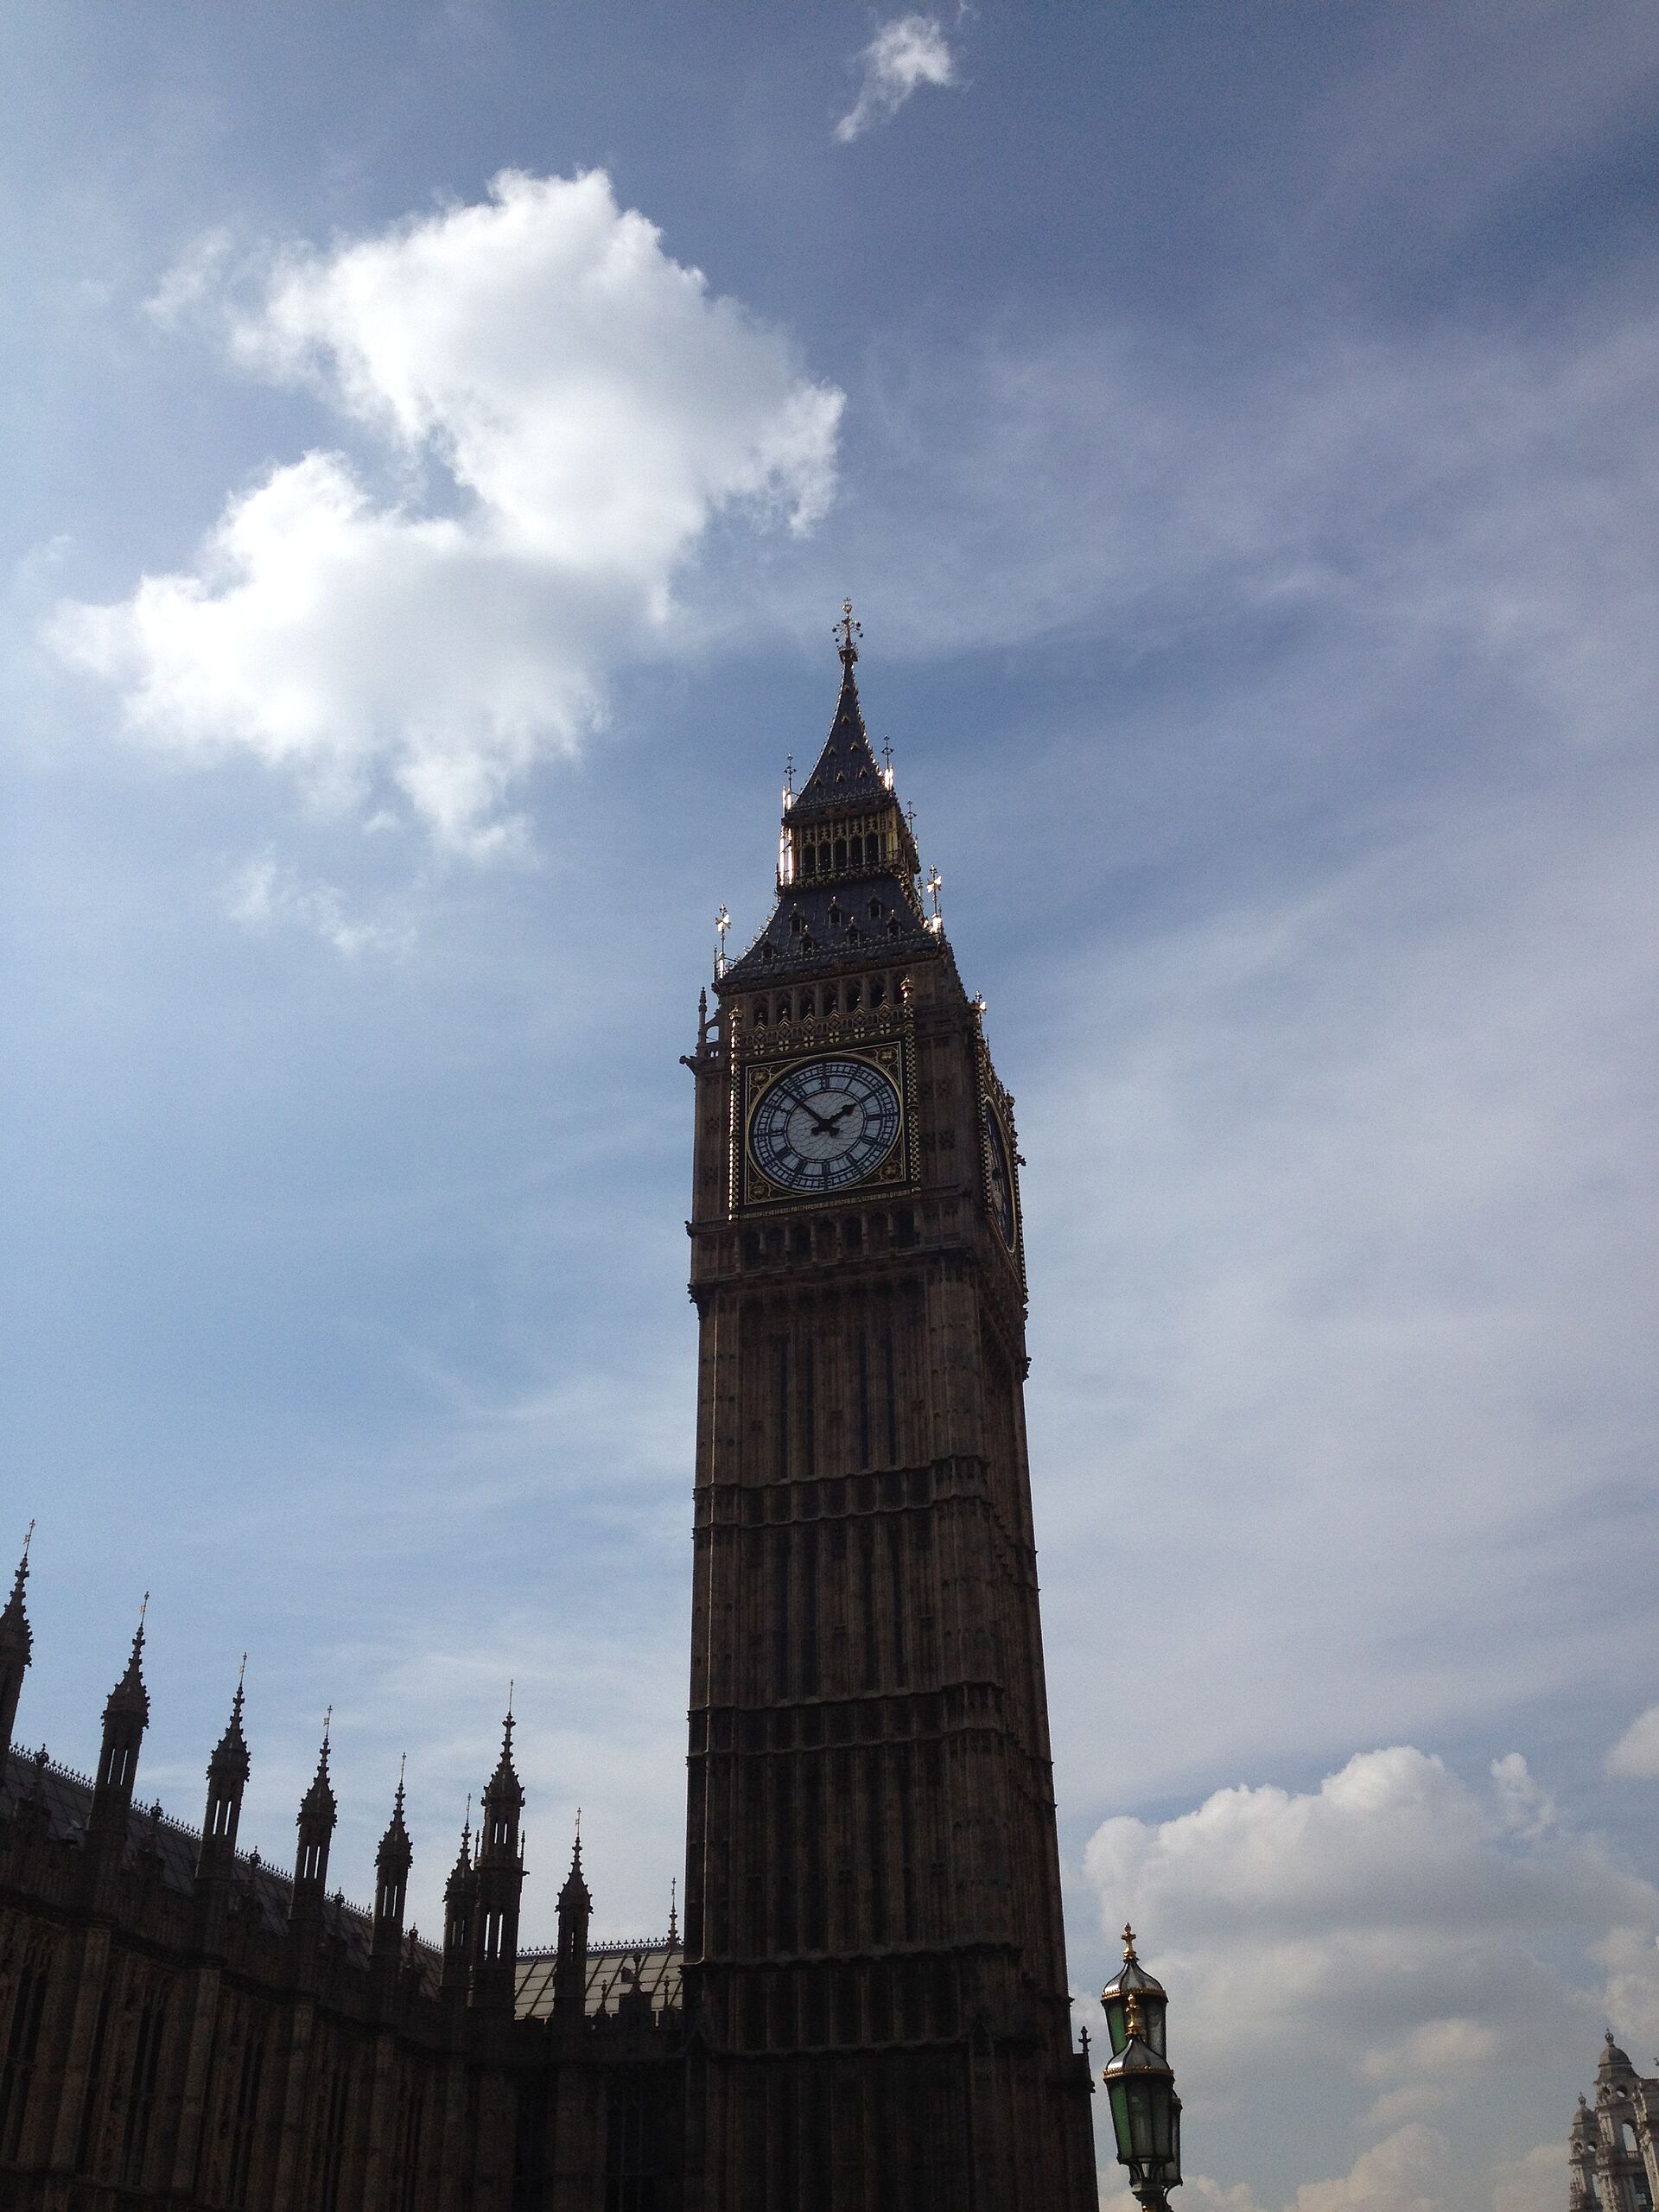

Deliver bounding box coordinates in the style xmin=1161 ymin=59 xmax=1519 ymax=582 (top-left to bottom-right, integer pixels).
xmin=983 ymin=1101 xmax=1017 ymax=1247
xmin=749 ymin=1057 xmax=902 ymax=1193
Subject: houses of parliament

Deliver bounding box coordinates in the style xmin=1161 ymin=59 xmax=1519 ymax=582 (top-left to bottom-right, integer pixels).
xmin=0 ymin=617 xmax=1101 ymax=2209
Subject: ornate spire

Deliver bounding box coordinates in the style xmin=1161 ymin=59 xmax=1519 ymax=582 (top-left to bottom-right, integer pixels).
xmin=0 ymin=1522 xmax=32 ymax=1657
xmin=299 ymin=1710 xmax=336 ymax=1830
xmin=448 ymin=1796 xmax=474 ymax=1891
xmin=668 ymin=1875 xmax=679 ymax=1947
xmin=558 ymin=1815 xmax=590 ymax=1907
xmin=377 ymin=1757 xmax=411 ymax=1874
xmin=208 ymin=1658 xmax=251 ymax=1786
xmin=482 ymin=1702 xmax=524 ymax=1815
xmin=105 ymin=1594 xmax=150 ymax=1725
xmin=0 ymin=1521 xmax=34 ymax=1764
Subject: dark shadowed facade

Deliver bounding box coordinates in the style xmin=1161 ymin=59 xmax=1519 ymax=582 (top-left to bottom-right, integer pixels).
xmin=0 ymin=623 xmax=1096 ymax=2209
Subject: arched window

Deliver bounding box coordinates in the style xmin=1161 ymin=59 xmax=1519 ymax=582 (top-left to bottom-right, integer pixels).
xmin=776 ymin=997 xmax=791 ymax=1023
xmin=849 ymin=834 xmax=863 ymax=867
xmin=848 ymin=982 xmax=862 ymax=1011
xmin=869 ymin=898 xmax=884 ymax=921
xmin=753 ymin=999 xmax=768 ymax=1027
xmin=804 ymin=844 xmax=817 ymax=877
xmin=828 ymin=901 xmax=842 ymax=930
xmin=799 ymin=989 xmax=815 ymax=1017
xmin=871 ymin=979 xmax=886 ymax=1007
xmin=823 ymin=984 xmax=838 ymax=1014
xmin=834 ymin=837 xmax=847 ymax=868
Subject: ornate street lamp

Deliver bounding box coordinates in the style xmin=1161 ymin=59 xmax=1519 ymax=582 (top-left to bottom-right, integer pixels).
xmin=1101 ymin=1924 xmax=1182 ymax=2210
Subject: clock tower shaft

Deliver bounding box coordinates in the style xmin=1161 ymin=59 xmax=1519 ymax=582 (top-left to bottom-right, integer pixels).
xmin=680 ymin=623 xmax=1096 ymax=2212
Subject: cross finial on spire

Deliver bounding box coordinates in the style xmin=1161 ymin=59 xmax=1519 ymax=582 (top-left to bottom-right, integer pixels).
xmin=669 ymin=1874 xmax=678 ymax=1945
xmin=835 ymin=599 xmax=861 ymax=666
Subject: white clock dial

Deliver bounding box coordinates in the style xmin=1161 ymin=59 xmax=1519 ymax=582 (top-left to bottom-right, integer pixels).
xmin=749 ymin=1057 xmax=901 ymax=1193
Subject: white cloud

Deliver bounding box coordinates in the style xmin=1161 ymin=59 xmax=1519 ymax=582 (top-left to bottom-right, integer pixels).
xmin=1084 ymin=1748 xmax=1659 ymax=2124
xmin=226 ymin=852 xmax=411 ymax=957
xmin=52 ymin=170 xmax=842 ymax=852
xmin=1100 ymin=2127 xmax=1457 ymax=2212
xmin=1607 ymin=1706 xmax=1659 ymax=1780
xmin=1491 ymin=2145 xmax=1564 ymax=2212
xmin=835 ymin=14 xmax=959 ymax=142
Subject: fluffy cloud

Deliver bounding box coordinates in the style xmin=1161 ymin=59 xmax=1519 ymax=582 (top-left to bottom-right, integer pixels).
xmin=835 ymin=15 xmax=959 ymax=142
xmin=1084 ymin=1748 xmax=1659 ymax=2137
xmin=1607 ymin=1707 xmax=1659 ymax=1780
xmin=1100 ymin=2126 xmax=1459 ymax=2212
xmin=52 ymin=171 xmax=842 ymax=851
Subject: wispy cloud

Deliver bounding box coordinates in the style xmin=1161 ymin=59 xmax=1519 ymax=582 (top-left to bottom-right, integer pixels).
xmin=52 ymin=171 xmax=842 ymax=855
xmin=835 ymin=14 xmax=959 ymax=143
xmin=225 ymin=853 xmax=411 ymax=957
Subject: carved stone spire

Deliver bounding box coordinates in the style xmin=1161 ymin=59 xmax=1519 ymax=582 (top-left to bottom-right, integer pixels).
xmin=442 ymin=1797 xmax=474 ymax=2007
xmin=0 ymin=1522 xmax=34 ymax=1764
xmin=290 ymin=1712 xmax=336 ymax=1920
xmin=196 ymin=1659 xmax=251 ymax=1912
xmin=471 ymin=1704 xmax=526 ymax=2015
xmin=373 ymin=1758 xmax=412 ymax=1978
xmin=91 ymin=1596 xmax=149 ymax=1839
xmin=553 ymin=1818 xmax=592 ymax=2025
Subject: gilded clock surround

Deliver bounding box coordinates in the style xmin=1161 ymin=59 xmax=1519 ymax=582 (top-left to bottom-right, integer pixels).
xmin=738 ymin=1029 xmax=914 ymax=1209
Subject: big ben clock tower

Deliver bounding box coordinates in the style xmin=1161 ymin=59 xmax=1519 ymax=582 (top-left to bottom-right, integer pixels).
xmin=680 ymin=611 xmax=1097 ymax=2212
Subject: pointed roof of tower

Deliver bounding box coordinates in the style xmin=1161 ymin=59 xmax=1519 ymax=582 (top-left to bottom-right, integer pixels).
xmin=0 ymin=1522 xmax=33 ymax=1661
xmin=788 ymin=601 xmax=887 ymax=823
xmin=482 ymin=1706 xmax=525 ymax=1810
xmin=298 ymin=1713 xmax=337 ymax=1830
xmin=558 ymin=1818 xmax=591 ymax=1910
xmin=1599 ymin=2029 xmax=1637 ymax=2081
xmin=207 ymin=1659 xmax=251 ymax=1789
xmin=377 ymin=1759 xmax=412 ymax=1873
xmin=104 ymin=1596 xmax=150 ymax=1726
xmin=446 ymin=1799 xmax=474 ymax=1897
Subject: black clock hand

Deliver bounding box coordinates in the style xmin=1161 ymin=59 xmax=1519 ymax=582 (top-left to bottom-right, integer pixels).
xmin=804 ymin=1100 xmax=857 ymax=1136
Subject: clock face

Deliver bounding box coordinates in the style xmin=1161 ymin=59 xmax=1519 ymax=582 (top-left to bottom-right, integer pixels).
xmin=983 ymin=1102 xmax=1017 ymax=1247
xmin=749 ymin=1057 xmax=902 ymax=1194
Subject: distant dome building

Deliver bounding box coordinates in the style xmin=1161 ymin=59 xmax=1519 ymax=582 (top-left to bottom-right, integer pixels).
xmin=1570 ymin=2031 xmax=1659 ymax=2212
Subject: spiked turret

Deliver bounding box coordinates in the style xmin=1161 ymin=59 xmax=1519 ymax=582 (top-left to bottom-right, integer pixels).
xmin=372 ymin=1760 xmax=413 ymax=1994
xmin=289 ymin=1715 xmax=337 ymax=1922
xmin=470 ymin=1706 xmax=526 ymax=2016
xmin=442 ymin=1801 xmax=475 ymax=2006
xmin=194 ymin=1663 xmax=251 ymax=1932
xmin=552 ymin=1821 xmax=592 ymax=2024
xmin=90 ymin=1599 xmax=149 ymax=1840
xmin=0 ymin=1523 xmax=34 ymax=1765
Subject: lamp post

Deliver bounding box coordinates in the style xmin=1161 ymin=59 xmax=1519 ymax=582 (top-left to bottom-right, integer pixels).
xmin=1101 ymin=1924 xmax=1182 ymax=2211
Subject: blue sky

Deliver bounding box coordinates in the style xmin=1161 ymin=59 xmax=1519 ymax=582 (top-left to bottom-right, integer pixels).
xmin=4 ymin=6 xmax=1659 ymax=2207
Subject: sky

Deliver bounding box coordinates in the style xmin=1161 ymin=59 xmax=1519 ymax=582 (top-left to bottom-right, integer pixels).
xmin=3 ymin=4 xmax=1658 ymax=2206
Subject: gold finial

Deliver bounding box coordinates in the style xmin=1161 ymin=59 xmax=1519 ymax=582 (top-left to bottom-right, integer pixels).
xmin=1125 ymin=1991 xmax=1145 ymax=2040
xmin=836 ymin=599 xmax=861 ymax=663
xmin=1122 ymin=1921 xmax=1138 ymax=1962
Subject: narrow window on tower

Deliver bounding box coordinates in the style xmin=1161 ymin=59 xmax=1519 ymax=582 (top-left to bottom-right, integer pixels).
xmin=802 ymin=1338 xmax=817 ymax=1476
xmin=801 ymin=1522 xmax=820 ymax=1698
xmin=772 ymin=1529 xmax=791 ymax=1699
xmin=883 ymin=1328 xmax=899 ymax=1464
xmin=866 ymin=1750 xmax=888 ymax=1946
xmin=856 ymin=1334 xmax=872 ymax=1468
xmin=887 ymin=1519 xmax=908 ymax=1686
xmin=860 ymin=1526 xmax=879 ymax=1693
